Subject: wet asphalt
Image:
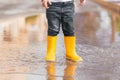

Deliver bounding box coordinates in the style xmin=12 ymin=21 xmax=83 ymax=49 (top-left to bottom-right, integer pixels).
xmin=0 ymin=0 xmax=120 ymax=80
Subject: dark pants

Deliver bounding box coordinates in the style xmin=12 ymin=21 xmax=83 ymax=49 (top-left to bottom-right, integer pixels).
xmin=46 ymin=1 xmax=75 ymax=36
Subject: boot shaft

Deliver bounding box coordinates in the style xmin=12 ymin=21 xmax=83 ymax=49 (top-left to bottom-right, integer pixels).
xmin=47 ymin=36 xmax=57 ymax=53
xmin=64 ymin=36 xmax=76 ymax=53
xmin=46 ymin=36 xmax=57 ymax=61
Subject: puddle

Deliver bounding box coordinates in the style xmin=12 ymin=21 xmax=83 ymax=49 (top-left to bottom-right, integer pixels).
xmin=0 ymin=13 xmax=47 ymax=44
xmin=75 ymin=7 xmax=120 ymax=47
xmin=0 ymin=1 xmax=120 ymax=80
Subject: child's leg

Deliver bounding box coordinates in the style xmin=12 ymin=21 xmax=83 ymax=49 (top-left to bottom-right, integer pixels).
xmin=46 ymin=3 xmax=61 ymax=61
xmin=61 ymin=2 xmax=75 ymax=36
xmin=61 ymin=1 xmax=83 ymax=61
xmin=46 ymin=4 xmax=61 ymax=36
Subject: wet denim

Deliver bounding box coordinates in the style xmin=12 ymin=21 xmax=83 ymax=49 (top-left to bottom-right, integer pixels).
xmin=46 ymin=1 xmax=75 ymax=36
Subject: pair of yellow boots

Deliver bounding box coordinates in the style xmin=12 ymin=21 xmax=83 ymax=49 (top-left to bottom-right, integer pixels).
xmin=46 ymin=36 xmax=83 ymax=61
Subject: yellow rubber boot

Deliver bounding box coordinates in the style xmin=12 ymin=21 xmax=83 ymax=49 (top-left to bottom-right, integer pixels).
xmin=64 ymin=36 xmax=83 ymax=61
xmin=46 ymin=36 xmax=57 ymax=61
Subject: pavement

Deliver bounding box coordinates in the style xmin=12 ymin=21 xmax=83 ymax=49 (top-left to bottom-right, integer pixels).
xmin=0 ymin=0 xmax=120 ymax=80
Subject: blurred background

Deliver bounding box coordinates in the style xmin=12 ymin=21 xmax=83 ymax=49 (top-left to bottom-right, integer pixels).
xmin=0 ymin=0 xmax=120 ymax=80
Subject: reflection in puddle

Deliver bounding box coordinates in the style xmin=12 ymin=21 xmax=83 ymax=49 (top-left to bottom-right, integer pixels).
xmin=1 ymin=8 xmax=119 ymax=48
xmin=0 ymin=74 xmax=46 ymax=80
xmin=46 ymin=60 xmax=79 ymax=80
xmin=112 ymin=15 xmax=120 ymax=42
xmin=3 ymin=27 xmax=12 ymax=41
xmin=0 ymin=13 xmax=47 ymax=79
xmin=0 ymin=60 xmax=79 ymax=80
xmin=46 ymin=62 xmax=56 ymax=80
xmin=63 ymin=61 xmax=79 ymax=80
xmin=75 ymin=8 xmax=120 ymax=47
xmin=0 ymin=13 xmax=47 ymax=44
xmin=0 ymin=74 xmax=27 ymax=80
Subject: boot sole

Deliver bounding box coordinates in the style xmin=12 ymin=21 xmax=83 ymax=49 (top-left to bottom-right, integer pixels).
xmin=46 ymin=60 xmax=56 ymax=62
xmin=66 ymin=57 xmax=83 ymax=62
xmin=46 ymin=59 xmax=56 ymax=62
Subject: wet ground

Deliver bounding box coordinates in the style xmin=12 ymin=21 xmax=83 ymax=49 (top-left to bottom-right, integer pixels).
xmin=0 ymin=0 xmax=120 ymax=80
